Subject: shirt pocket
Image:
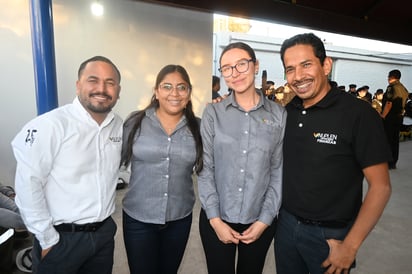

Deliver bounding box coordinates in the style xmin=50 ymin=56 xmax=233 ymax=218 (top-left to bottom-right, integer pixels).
xmin=174 ymin=129 xmax=197 ymax=165
xmin=104 ymin=136 xmax=122 ymax=170
xmin=254 ymin=122 xmax=282 ymax=155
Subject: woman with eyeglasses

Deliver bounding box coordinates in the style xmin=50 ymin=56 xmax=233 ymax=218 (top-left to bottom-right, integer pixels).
xmin=198 ymin=42 xmax=286 ymax=273
xmin=121 ymin=64 xmax=203 ymax=274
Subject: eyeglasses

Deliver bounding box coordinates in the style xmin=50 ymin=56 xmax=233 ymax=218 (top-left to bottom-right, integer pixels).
xmin=219 ymin=59 xmax=254 ymax=78
xmin=158 ymin=83 xmax=190 ymax=95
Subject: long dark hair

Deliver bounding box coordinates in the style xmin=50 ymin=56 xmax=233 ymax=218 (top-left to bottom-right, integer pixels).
xmin=121 ymin=64 xmax=203 ymax=174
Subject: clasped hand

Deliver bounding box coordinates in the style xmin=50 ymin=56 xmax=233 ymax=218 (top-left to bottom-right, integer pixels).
xmin=209 ymin=218 xmax=268 ymax=245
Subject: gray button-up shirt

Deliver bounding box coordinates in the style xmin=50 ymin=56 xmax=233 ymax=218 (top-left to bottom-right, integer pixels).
xmin=198 ymin=91 xmax=286 ymax=225
xmin=122 ymin=107 xmax=197 ymax=224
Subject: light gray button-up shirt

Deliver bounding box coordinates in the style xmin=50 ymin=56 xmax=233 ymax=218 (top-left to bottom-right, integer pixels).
xmin=198 ymin=91 xmax=286 ymax=225
xmin=122 ymin=107 xmax=197 ymax=224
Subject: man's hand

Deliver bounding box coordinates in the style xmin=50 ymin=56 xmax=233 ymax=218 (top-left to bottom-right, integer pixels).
xmin=211 ymin=94 xmax=228 ymax=104
xmin=321 ymin=239 xmax=356 ymax=274
xmin=41 ymin=246 xmax=52 ymax=259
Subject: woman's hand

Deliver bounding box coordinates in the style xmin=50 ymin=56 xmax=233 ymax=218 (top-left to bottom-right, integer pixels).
xmin=209 ymin=217 xmax=240 ymax=244
xmin=236 ymin=221 xmax=268 ymax=244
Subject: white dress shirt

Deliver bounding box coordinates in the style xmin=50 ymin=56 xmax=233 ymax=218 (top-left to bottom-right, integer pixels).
xmin=12 ymin=97 xmax=122 ymax=249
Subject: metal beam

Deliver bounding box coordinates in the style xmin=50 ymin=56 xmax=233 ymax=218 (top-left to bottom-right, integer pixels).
xmin=134 ymin=0 xmax=412 ymax=46
xmin=29 ymin=0 xmax=58 ymax=115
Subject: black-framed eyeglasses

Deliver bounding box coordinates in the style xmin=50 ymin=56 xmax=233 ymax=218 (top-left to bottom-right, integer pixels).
xmin=158 ymin=83 xmax=190 ymax=95
xmin=219 ymin=59 xmax=254 ymax=78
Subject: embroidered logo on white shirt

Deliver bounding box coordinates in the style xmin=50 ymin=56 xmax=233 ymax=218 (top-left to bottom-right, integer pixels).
xmin=109 ymin=136 xmax=121 ymax=143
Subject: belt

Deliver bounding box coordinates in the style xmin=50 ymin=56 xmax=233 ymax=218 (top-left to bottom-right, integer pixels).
xmin=54 ymin=217 xmax=109 ymax=232
xmin=296 ymin=215 xmax=348 ymax=228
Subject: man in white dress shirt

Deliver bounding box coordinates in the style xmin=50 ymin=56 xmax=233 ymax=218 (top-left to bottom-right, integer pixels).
xmin=12 ymin=56 xmax=122 ymax=274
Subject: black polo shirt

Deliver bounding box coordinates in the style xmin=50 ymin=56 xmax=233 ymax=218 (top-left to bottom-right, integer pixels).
xmin=283 ymin=87 xmax=391 ymax=222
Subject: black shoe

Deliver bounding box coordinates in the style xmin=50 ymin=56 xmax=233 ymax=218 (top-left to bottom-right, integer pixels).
xmin=389 ymin=164 xmax=397 ymax=170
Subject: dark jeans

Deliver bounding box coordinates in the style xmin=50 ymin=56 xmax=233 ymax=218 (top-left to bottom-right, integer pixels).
xmin=199 ymin=209 xmax=276 ymax=274
xmin=384 ymin=119 xmax=401 ymax=166
xmin=274 ymin=209 xmax=354 ymax=274
xmin=32 ymin=217 xmax=117 ymax=274
xmin=122 ymin=211 xmax=192 ymax=274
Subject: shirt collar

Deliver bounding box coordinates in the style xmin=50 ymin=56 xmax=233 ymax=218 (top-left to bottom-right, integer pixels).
xmin=146 ymin=107 xmax=156 ymax=118
xmin=73 ymin=96 xmax=115 ymax=127
xmin=223 ymin=89 xmax=270 ymax=111
xmin=147 ymin=106 xmax=187 ymax=126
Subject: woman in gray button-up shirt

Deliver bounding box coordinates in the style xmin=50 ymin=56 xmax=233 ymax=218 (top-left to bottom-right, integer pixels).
xmin=198 ymin=42 xmax=286 ymax=273
xmin=121 ymin=65 xmax=203 ymax=274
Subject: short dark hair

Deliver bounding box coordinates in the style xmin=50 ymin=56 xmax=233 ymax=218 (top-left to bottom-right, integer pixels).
xmin=78 ymin=56 xmax=121 ymax=82
xmin=280 ymin=33 xmax=327 ymax=67
xmin=329 ymin=80 xmax=338 ymax=88
xmin=388 ymin=69 xmax=401 ymax=79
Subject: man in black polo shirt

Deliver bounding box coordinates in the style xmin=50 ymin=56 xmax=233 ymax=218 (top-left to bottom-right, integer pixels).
xmin=274 ymin=33 xmax=392 ymax=274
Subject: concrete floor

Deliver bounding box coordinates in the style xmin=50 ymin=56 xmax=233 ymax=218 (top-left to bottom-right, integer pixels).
xmin=9 ymin=140 xmax=412 ymax=273
xmin=112 ymin=140 xmax=412 ymax=274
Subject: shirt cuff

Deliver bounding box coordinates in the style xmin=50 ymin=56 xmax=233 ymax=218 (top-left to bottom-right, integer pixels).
xmin=37 ymin=227 xmax=60 ymax=250
xmin=259 ymin=211 xmax=276 ymax=226
xmin=204 ymin=206 xmax=220 ymax=220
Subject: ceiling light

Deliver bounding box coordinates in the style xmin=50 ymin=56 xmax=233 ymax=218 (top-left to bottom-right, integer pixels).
xmin=91 ymin=1 xmax=104 ymax=17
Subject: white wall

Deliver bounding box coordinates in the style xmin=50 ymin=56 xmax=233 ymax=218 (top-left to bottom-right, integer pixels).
xmin=332 ymin=59 xmax=411 ymax=93
xmin=0 ymin=0 xmax=213 ymax=185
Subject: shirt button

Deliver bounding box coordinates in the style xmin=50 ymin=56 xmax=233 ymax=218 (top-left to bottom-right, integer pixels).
xmin=302 ymin=110 xmax=307 ymax=115
xmin=242 ymin=150 xmax=247 ymax=154
xmin=165 ymin=174 xmax=169 ymax=178
xmin=168 ymin=137 xmax=171 ymax=142
xmin=238 ymin=188 xmax=242 ymax=192
xmin=298 ymin=123 xmax=303 ymax=127
xmin=244 ymin=130 xmax=248 ymax=134
xmin=240 ymin=169 xmax=244 ymax=173
xmin=164 ymin=193 xmax=168 ymax=197
xmin=245 ymin=113 xmax=249 ymax=116
xmin=166 ymin=157 xmax=170 ymax=161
